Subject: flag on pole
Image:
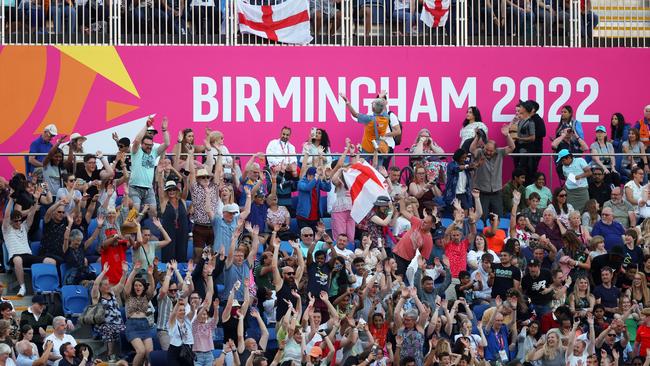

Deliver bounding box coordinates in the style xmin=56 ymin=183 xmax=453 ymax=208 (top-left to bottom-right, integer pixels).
xmin=343 ymin=160 xmax=391 ymax=223
xmin=420 ymin=0 xmax=451 ymax=28
xmin=237 ymin=0 xmax=313 ymax=44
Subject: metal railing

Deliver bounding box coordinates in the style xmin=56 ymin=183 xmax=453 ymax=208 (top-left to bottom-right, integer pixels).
xmin=8 ymin=151 xmax=647 ymax=190
xmin=1 ymin=0 xmax=648 ymax=45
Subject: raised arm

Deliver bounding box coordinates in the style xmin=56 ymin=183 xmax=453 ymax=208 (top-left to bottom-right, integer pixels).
xmin=271 ymin=236 xmax=283 ymax=292
xmin=155 ymin=117 xmax=170 ymax=156
xmin=340 ymin=93 xmax=359 ymax=118
xmin=91 ymin=263 xmax=110 ymax=304
xmin=124 ymin=262 xmax=142 ymax=296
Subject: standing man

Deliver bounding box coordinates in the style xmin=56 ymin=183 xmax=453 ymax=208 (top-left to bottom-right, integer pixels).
xmin=27 ymin=124 xmax=59 ymax=175
xmin=470 ymin=125 xmax=515 ymax=220
xmin=378 ymin=90 xmax=402 ymax=170
xmin=340 ymin=93 xmax=390 ymax=166
xmin=488 ymin=248 xmax=521 ymax=299
xmin=529 ymin=100 xmax=547 ymax=185
xmin=265 ymin=127 xmax=298 ymax=168
xmin=633 ymin=105 xmax=650 ymax=153
xmin=129 ymin=116 xmax=170 ymax=213
xmin=521 ymin=259 xmax=554 ymax=316
xmin=296 ymin=167 xmax=331 ymax=231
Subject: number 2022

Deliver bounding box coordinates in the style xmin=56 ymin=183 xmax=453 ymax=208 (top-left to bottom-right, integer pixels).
xmin=491 ymin=76 xmax=599 ymax=123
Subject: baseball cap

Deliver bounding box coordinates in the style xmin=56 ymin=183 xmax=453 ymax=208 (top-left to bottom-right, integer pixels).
xmin=595 ymin=125 xmax=607 ymax=133
xmin=556 ymin=149 xmax=571 ymax=163
xmin=374 ymin=196 xmax=390 ymax=207
xmin=44 ymin=124 xmax=58 ymax=136
xmin=528 ymin=259 xmax=540 ymax=266
xmin=32 ymin=295 xmax=46 ymax=305
xmin=223 ymin=203 xmax=239 ymax=213
xmin=164 ymin=181 xmax=179 ymax=191
xmin=146 ymin=126 xmax=158 ymax=135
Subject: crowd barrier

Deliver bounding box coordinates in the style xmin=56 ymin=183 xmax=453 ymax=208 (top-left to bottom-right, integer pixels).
xmin=6 ymin=151 xmax=647 ymax=190
xmin=1 ymin=0 xmax=649 ymax=46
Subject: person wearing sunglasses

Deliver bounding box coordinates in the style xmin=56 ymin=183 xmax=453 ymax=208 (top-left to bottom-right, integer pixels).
xmin=2 ymin=197 xmax=57 ymax=297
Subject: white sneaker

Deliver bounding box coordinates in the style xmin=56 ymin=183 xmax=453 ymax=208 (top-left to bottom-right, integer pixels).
xmin=17 ymin=285 xmax=26 ymax=297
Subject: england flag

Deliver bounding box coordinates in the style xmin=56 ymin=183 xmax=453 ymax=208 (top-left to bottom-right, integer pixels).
xmin=237 ymin=0 xmax=313 ymax=44
xmin=420 ymin=0 xmax=451 ymax=28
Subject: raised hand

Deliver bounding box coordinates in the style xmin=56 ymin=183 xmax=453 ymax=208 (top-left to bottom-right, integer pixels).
xmin=147 ymin=265 xmax=154 ymax=275
xmin=102 ymin=262 xmax=110 ymax=274
xmin=187 ymin=259 xmax=195 ymax=274
xmin=161 ymin=117 xmax=169 ymax=131
xmin=289 ymin=240 xmax=300 ymax=250
xmin=319 ymin=291 xmax=328 ymax=301
xmin=152 ymin=217 xmax=162 ymax=228
xmin=134 ymin=261 xmax=142 ymax=270
xmin=513 ymin=190 xmax=521 ymax=204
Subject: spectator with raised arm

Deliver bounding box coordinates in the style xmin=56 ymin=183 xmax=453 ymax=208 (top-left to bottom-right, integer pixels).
xmin=123 ymin=262 xmax=156 ymax=366
xmin=90 ymin=262 xmax=127 ymax=362
xmin=129 ymin=116 xmax=170 ymax=213
xmin=223 ymin=222 xmax=260 ymax=302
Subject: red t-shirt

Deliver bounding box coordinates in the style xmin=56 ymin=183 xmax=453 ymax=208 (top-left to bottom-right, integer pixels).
xmin=393 ymin=216 xmax=433 ymax=262
xmin=637 ymin=325 xmax=650 ymax=356
xmin=484 ymin=227 xmax=506 ymax=254
xmin=100 ymin=238 xmax=127 ymax=284
xmin=445 ymin=239 xmax=470 ymax=278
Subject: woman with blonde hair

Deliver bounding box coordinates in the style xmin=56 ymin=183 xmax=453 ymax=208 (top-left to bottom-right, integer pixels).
xmin=567 ymin=211 xmax=591 ymax=246
xmin=525 ymin=328 xmax=566 ymax=366
xmin=568 ymin=275 xmax=595 ymax=318
xmin=628 ymin=272 xmax=650 ymax=307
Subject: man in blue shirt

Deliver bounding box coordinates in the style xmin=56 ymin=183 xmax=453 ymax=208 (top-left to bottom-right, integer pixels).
xmin=296 ymin=166 xmax=331 ymax=232
xmin=591 ymin=207 xmax=625 ymax=250
xmin=222 ymin=222 xmax=260 ymax=301
xmin=26 ymin=124 xmax=58 ymax=175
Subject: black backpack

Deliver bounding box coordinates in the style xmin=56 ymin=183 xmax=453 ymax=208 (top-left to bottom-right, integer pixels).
xmin=388 ymin=111 xmax=403 ymax=146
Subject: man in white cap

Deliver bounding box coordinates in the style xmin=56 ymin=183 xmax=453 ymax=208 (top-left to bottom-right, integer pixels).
xmin=27 ymin=124 xmax=60 ymax=175
xmin=129 ymin=116 xmax=170 ymax=214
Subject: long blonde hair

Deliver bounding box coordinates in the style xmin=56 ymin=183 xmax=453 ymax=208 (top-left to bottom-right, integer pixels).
xmin=543 ymin=329 xmax=563 ymax=360
xmin=632 ymin=273 xmax=650 ymax=305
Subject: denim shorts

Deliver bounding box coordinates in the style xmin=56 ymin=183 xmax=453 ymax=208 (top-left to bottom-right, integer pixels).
xmin=195 ymin=351 xmax=214 ymax=366
xmin=125 ymin=318 xmax=154 ymax=342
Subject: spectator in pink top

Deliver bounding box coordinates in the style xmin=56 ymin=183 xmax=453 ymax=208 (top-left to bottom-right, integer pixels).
xmin=393 ymin=194 xmax=435 ymax=279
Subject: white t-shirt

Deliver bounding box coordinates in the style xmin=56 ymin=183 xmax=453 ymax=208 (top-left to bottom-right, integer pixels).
xmin=329 ymin=246 xmax=354 ymax=264
xmin=456 ymin=170 xmax=468 ymax=194
xmin=44 ymin=333 xmax=76 ymax=366
xmin=383 ymin=112 xmax=401 ymax=149
xmin=393 ymin=216 xmax=411 ymax=237
xmin=2 ymin=222 xmax=32 ymax=259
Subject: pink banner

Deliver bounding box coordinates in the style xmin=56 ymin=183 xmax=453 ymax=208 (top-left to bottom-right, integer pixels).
xmin=1 ymin=45 xmax=649 ymax=177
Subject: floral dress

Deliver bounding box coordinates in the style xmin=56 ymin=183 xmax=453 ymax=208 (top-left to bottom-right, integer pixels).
xmin=95 ymin=293 xmax=126 ymax=341
xmin=398 ymin=328 xmax=424 ymax=366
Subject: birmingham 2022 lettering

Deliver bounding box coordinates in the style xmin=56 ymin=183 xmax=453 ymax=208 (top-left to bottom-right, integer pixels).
xmin=192 ymin=76 xmax=599 ymax=123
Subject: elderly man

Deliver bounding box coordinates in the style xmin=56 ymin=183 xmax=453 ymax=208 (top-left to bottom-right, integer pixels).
xmin=16 ymin=339 xmax=53 ymax=366
xmin=591 ymin=207 xmax=625 ymax=250
xmin=470 ymin=125 xmax=515 ymax=220
xmin=535 ymin=208 xmax=565 ymax=250
xmin=604 ymin=187 xmax=636 ymax=228
xmin=340 ymin=94 xmax=390 ymax=165
xmin=43 ymin=316 xmax=76 ymax=365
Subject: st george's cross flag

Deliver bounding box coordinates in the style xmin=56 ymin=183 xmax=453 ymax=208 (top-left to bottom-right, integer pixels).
xmin=237 ymin=0 xmax=313 ymax=44
xmin=342 ymin=160 xmax=391 ymax=223
xmin=420 ymin=0 xmax=451 ymax=28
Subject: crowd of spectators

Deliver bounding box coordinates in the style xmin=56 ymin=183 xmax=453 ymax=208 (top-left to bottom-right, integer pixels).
xmin=1 ymin=102 xmax=650 ymax=366
xmin=2 ymin=0 xmax=599 ymax=40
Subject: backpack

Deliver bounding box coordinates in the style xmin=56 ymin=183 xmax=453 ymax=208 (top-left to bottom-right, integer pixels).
xmin=388 ymin=111 xmax=403 ymax=146
xmin=43 ymin=292 xmax=64 ymax=318
xmin=79 ymin=303 xmax=106 ymax=326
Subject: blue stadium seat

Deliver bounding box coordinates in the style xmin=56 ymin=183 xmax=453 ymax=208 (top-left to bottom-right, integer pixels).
xmin=2 ymin=243 xmax=11 ymax=272
xmin=177 ymin=262 xmax=188 ymax=277
xmin=59 ymin=263 xmax=69 ymax=284
xmin=61 ymin=285 xmax=90 ymax=316
xmin=187 ymin=240 xmax=194 ymax=261
xmin=89 ymin=262 xmax=102 ymax=274
xmin=289 ymin=218 xmax=298 ymax=233
xmin=148 ymin=350 xmax=168 ymax=366
xmin=115 ymin=195 xmax=123 ymax=208
xmin=212 ymin=349 xmax=222 ymax=359
xmin=441 ymin=218 xmax=454 ymax=228
xmin=30 ymin=241 xmax=41 ymax=256
xmin=216 ymin=284 xmax=225 ymax=296
xmin=86 ymin=220 xmax=99 ymax=256
xmin=157 ymin=262 xmax=167 ymax=273
xmin=279 ymin=241 xmax=294 ymax=256
xmin=499 ymin=218 xmax=510 ymax=230
xmin=32 ymin=264 xmax=60 ymax=293
xmin=126 ymin=248 xmax=133 ymax=264
xmin=322 ymin=217 xmax=331 ymax=231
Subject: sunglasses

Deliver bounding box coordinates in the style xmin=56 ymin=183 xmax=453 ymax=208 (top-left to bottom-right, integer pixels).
xmin=607 ymin=333 xmax=616 ymax=337
xmin=302 ymin=234 xmax=313 ymax=237
xmin=557 ymin=194 xmax=567 ymax=198
xmin=56 ymin=210 xmax=65 ymax=214
xmin=169 ymin=289 xmax=178 ymax=293
xmin=285 ymin=272 xmax=295 ymax=276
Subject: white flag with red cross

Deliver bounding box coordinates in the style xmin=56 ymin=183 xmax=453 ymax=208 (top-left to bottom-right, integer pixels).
xmin=342 ymin=160 xmax=391 ymax=223
xmin=237 ymin=0 xmax=313 ymax=44
xmin=420 ymin=0 xmax=451 ymax=27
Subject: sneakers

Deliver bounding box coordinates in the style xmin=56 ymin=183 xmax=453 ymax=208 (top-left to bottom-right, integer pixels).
xmin=17 ymin=285 xmax=26 ymax=297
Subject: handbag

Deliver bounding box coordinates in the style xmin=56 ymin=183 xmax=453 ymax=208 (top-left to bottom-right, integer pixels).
xmin=373 ymin=117 xmax=390 ymax=154
xmin=177 ymin=323 xmax=195 ymax=364
xmin=79 ymin=303 xmax=106 ymax=326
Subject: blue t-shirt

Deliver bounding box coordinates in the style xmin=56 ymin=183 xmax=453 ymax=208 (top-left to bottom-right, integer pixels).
xmin=26 ymin=136 xmax=52 ymax=175
xmin=484 ymin=325 xmax=510 ymax=362
xmin=129 ymin=148 xmax=158 ymax=188
xmin=212 ymin=214 xmax=239 ymax=254
xmin=562 ymin=157 xmax=589 ymax=189
xmin=222 ymin=261 xmax=250 ymax=301
xmin=247 ymin=202 xmax=268 ymax=232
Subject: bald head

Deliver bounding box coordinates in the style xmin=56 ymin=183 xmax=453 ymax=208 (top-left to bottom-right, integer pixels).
xmin=15 ymin=340 xmax=30 ymax=355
